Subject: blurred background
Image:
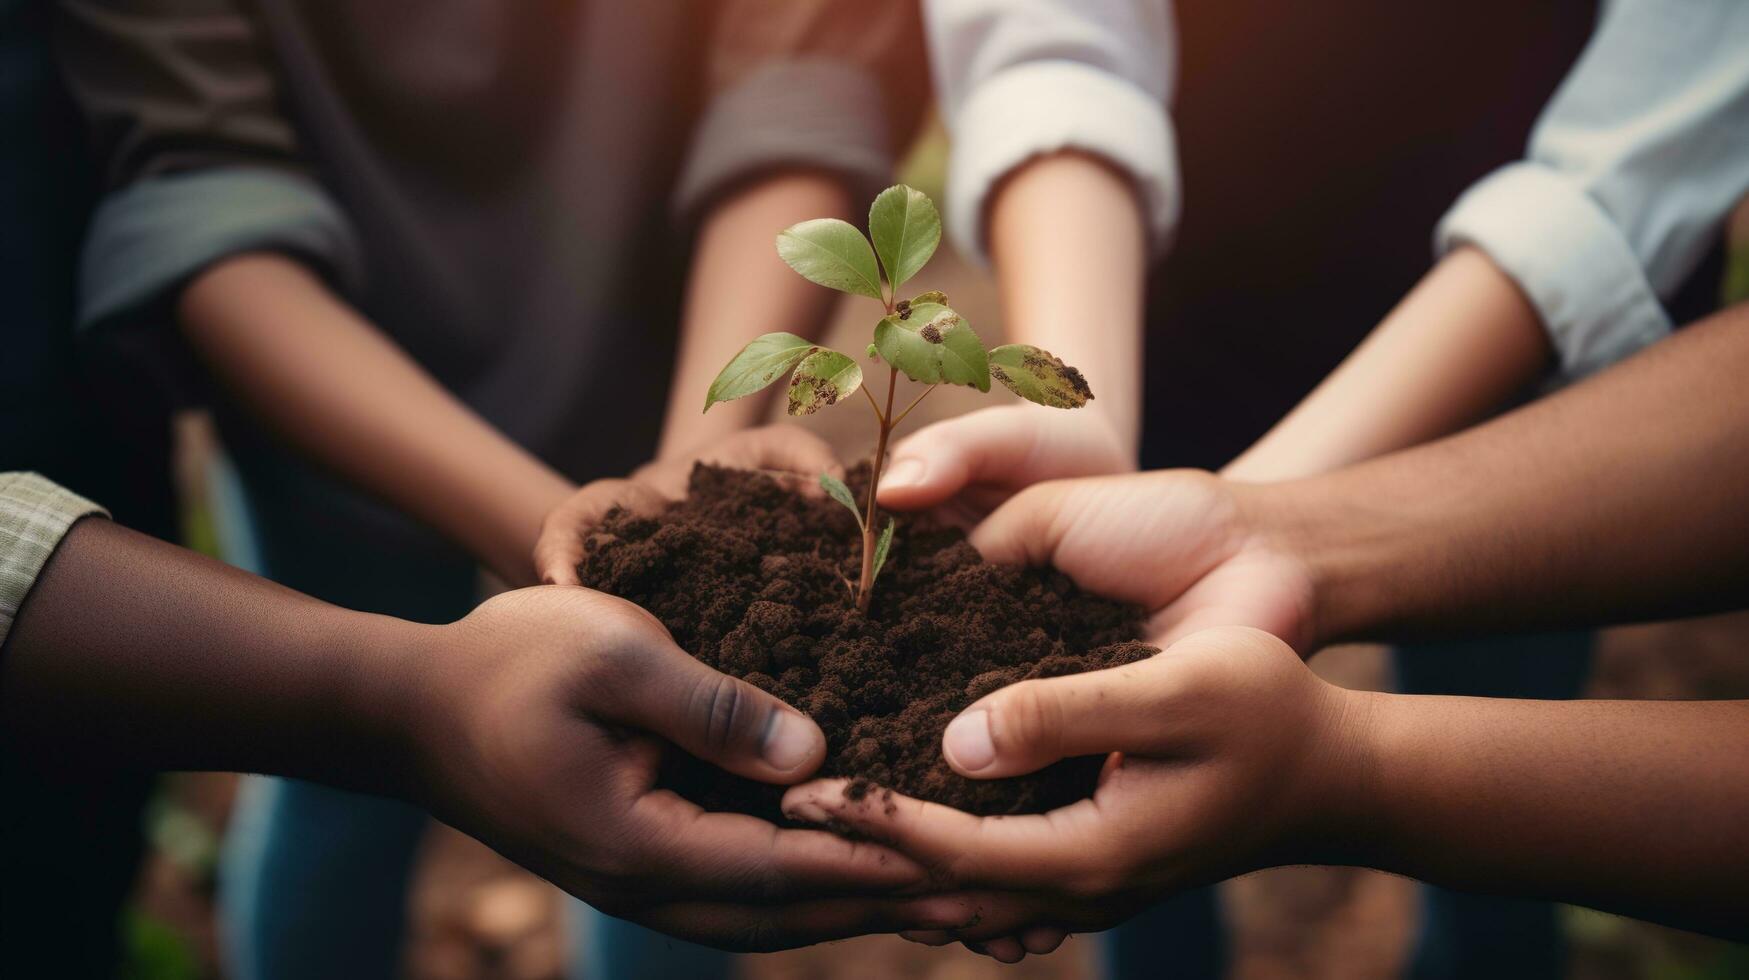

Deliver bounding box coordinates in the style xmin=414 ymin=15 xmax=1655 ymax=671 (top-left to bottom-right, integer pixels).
xmin=9 ymin=0 xmax=1749 ymax=977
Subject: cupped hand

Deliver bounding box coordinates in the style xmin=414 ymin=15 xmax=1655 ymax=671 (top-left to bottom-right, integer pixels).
xmin=875 ymin=404 xmax=1134 ymax=524
xmin=781 ymin=627 xmax=1375 ymax=958
xmin=971 ymin=469 xmax=1318 ymax=654
xmin=535 ymin=424 xmax=841 ymax=586
xmin=408 ymin=586 xmax=983 ymax=951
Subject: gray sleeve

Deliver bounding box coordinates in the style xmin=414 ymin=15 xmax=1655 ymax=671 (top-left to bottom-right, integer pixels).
xmin=57 ymin=0 xmax=364 ymax=335
xmin=672 ymin=0 xmax=928 ymax=219
xmin=78 ymin=168 xmax=364 ymax=333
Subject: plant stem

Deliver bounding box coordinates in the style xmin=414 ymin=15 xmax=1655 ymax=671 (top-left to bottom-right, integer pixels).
xmin=856 ymin=365 xmax=898 ymax=613
xmin=889 ymin=384 xmax=938 ymax=430
xmin=860 ymin=383 xmax=887 ymax=425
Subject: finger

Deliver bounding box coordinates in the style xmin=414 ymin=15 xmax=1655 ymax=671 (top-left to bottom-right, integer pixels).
xmin=982 ymin=937 xmax=1026 ymax=963
xmin=599 ymin=636 xmax=826 ymax=784
xmin=899 ymin=929 xmax=955 ymax=946
xmin=636 ymin=892 xmax=979 ymax=952
xmin=940 ymin=655 xmax=1174 ymax=779
xmin=782 ymin=780 xmax=1106 ymax=890
xmin=626 ymin=789 xmax=928 ymax=901
xmin=1023 ymin=926 xmax=1069 ymax=955
xmin=534 ymin=480 xmax=668 ymax=585
xmin=964 ymin=479 xmax=1074 ymax=566
xmin=877 ymin=407 xmax=1044 ymax=511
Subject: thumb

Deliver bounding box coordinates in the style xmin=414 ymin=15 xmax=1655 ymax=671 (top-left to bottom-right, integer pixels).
xmin=603 ymin=639 xmax=827 ymax=784
xmin=877 ymin=408 xmax=1042 ymax=511
xmin=940 ymin=654 xmax=1170 ymax=779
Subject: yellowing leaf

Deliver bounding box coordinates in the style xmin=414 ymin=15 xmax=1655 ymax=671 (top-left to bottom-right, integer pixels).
xmin=989 ymin=344 xmax=1094 ymax=409
xmin=786 ymin=349 xmax=863 ymax=416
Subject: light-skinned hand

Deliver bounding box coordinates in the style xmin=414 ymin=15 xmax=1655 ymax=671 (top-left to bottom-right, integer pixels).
xmin=968 ymin=470 xmax=1317 ymax=652
xmin=876 ymin=404 xmax=1134 ymax=524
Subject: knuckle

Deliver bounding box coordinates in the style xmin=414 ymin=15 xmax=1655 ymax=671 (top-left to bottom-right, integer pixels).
xmin=583 ymin=630 xmax=647 ymax=691
xmin=689 ymin=672 xmax=759 ymax=754
xmin=994 ymin=683 xmax=1062 ymax=761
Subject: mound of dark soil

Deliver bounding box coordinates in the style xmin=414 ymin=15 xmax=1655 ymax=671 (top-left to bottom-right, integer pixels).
xmin=578 ymin=464 xmax=1155 ymax=820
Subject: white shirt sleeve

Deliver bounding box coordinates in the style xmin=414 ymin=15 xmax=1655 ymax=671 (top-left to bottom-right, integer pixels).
xmin=1435 ymin=0 xmax=1749 ymax=380
xmin=925 ymin=0 xmax=1179 ymax=266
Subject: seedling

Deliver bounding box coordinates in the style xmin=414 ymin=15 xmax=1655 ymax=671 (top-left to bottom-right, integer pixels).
xmin=704 ymin=185 xmax=1093 ymax=612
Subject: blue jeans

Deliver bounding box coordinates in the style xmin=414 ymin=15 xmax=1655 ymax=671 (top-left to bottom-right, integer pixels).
xmin=215 ymin=439 xmax=728 ymax=979
xmin=1096 ymin=633 xmax=1592 ymax=980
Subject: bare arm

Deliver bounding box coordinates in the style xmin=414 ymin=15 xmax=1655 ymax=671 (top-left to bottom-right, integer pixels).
xmin=1356 ymin=690 xmax=1749 ymax=938
xmin=1 ymin=516 xmax=422 ymax=786
xmin=179 ymin=254 xmax=573 ymax=585
xmin=988 ymin=150 xmax=1148 ymax=453
xmin=1281 ymin=300 xmax=1749 ymax=643
xmin=1225 ymin=248 xmax=1551 ymax=481
xmin=655 ymin=172 xmax=854 ymax=459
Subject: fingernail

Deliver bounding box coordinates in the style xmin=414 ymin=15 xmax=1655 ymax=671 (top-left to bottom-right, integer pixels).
xmin=943 ymin=709 xmax=996 ymax=772
xmin=784 ymin=799 xmax=831 ymax=824
xmin=762 ymin=711 xmax=818 ymax=772
xmin=883 ymin=457 xmax=925 ymax=489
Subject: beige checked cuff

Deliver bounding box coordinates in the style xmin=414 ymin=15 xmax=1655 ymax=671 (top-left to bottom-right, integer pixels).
xmin=0 ymin=472 xmax=108 ymax=648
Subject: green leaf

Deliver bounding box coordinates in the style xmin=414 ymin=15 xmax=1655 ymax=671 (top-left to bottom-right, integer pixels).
xmin=819 ymin=472 xmax=863 ymax=529
xmin=868 ymin=185 xmax=941 ymax=293
xmin=989 ymin=344 xmax=1095 ymax=408
xmin=907 ymin=289 xmax=948 ymax=307
xmin=776 ymin=219 xmax=883 ymax=300
xmin=865 ymin=343 xmax=879 ymax=360
xmin=873 ymin=303 xmax=990 ymax=391
xmin=704 ymin=333 xmax=816 ymax=412
xmin=786 ymin=349 xmax=863 ymax=416
xmin=871 ymin=518 xmax=895 ymax=583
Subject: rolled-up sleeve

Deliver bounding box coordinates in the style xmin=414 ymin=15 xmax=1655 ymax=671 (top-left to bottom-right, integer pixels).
xmin=1435 ymin=0 xmax=1749 ymax=380
xmin=673 ymin=0 xmax=927 ymax=220
xmin=0 ymin=474 xmax=106 ymax=650
xmin=926 ymin=0 xmax=1178 ymax=266
xmin=56 ymin=0 xmax=363 ymax=334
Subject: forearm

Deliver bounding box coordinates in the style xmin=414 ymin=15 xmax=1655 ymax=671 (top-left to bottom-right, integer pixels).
xmin=179 ymin=253 xmax=572 ymax=584
xmin=0 ymin=518 xmax=431 ymax=793
xmin=1224 ymin=248 xmax=1552 ymax=482
xmin=988 ymin=151 xmax=1146 ymax=454
xmin=1267 ymin=301 xmax=1749 ymax=643
xmin=657 ymin=172 xmax=854 ymax=459
xmin=1342 ymin=691 xmax=1749 ymax=939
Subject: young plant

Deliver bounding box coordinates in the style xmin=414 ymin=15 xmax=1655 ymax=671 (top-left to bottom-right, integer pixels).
xmin=704 ymin=185 xmax=1093 ymax=612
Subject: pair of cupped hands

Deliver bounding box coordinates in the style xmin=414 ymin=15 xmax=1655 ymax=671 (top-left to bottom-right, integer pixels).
xmin=430 ymin=408 xmax=1354 ymax=963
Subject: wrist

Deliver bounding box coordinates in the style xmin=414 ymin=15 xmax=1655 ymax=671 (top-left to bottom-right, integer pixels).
xmin=1240 ymin=475 xmax=1383 ymax=650
xmin=318 ymin=611 xmax=443 ymax=800
xmin=1297 ymin=688 xmax=1391 ymax=869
